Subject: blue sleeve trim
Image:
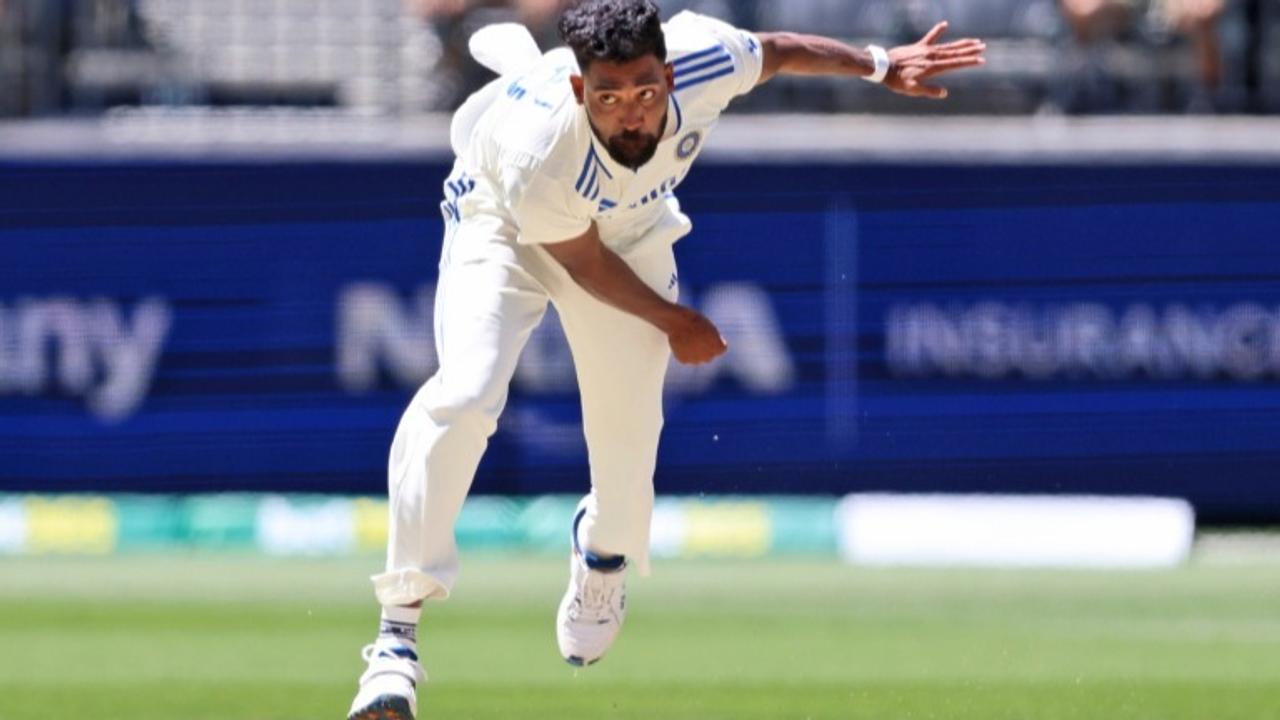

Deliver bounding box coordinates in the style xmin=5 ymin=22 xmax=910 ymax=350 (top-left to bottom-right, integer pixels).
xmin=675 ymin=64 xmax=737 ymax=92
xmin=674 ymin=54 xmax=732 ymax=78
xmin=672 ymin=44 xmax=726 ymax=68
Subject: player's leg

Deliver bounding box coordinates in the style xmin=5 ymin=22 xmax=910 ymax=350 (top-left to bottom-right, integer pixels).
xmin=350 ymin=228 xmax=549 ymax=720
xmin=560 ymin=245 xmax=674 ymax=574
xmin=540 ymin=243 xmax=678 ymax=665
xmin=375 ymin=245 xmax=550 ymax=607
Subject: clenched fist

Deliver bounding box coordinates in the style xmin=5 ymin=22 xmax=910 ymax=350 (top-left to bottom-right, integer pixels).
xmin=667 ymin=307 xmax=728 ymax=366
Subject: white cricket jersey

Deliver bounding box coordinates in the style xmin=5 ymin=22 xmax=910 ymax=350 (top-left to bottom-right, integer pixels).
xmin=448 ymin=11 xmax=764 ymax=257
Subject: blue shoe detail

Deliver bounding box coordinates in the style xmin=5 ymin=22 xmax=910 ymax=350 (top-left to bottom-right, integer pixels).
xmin=572 ymin=507 xmax=626 ymax=572
xmin=389 ymin=646 xmax=418 ymax=663
xmin=565 ymin=655 xmax=600 ymax=668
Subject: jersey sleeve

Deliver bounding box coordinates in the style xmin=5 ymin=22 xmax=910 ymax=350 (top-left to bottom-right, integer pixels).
xmin=667 ymin=12 xmax=764 ymax=109
xmin=501 ymin=159 xmax=592 ymax=247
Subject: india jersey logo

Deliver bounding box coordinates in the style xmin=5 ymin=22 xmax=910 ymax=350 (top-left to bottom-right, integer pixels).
xmin=676 ymin=132 xmax=702 ymax=161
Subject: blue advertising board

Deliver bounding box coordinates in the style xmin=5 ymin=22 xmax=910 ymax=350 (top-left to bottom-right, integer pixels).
xmin=2 ymin=159 xmax=1279 ymax=522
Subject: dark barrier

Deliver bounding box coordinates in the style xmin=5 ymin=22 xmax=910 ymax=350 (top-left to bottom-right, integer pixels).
xmin=2 ymin=159 xmax=1279 ymax=522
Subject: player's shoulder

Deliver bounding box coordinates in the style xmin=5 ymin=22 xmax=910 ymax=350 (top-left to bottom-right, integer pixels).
xmin=482 ymin=48 xmax=586 ymax=174
xmin=663 ymin=12 xmax=763 ymax=105
xmin=664 ymin=10 xmax=757 ymax=57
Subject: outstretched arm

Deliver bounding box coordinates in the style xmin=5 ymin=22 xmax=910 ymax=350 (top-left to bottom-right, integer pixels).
xmin=756 ymin=22 xmax=986 ymax=100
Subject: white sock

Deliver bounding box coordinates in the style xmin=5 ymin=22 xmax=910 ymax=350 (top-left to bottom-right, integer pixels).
xmin=378 ymin=606 xmax=421 ymax=652
xmin=576 ymin=518 xmax=625 ymax=571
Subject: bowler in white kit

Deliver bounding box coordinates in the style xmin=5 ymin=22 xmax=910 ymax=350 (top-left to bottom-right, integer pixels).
xmin=349 ymin=2 xmax=985 ymax=718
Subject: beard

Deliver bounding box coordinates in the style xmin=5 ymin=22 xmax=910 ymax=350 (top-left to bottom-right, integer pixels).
xmin=606 ymin=131 xmax=660 ymax=170
xmin=599 ymin=111 xmax=667 ymax=170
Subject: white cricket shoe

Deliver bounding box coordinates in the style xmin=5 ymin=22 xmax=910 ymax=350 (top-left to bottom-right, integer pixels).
xmin=556 ymin=538 xmax=628 ymax=667
xmin=347 ymin=642 xmax=425 ymax=720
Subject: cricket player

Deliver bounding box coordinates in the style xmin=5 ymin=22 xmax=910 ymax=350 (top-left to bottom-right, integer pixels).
xmin=350 ymin=2 xmax=985 ymax=718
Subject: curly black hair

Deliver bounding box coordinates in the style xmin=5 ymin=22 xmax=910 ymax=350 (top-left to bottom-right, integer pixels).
xmin=558 ymin=0 xmax=668 ymax=72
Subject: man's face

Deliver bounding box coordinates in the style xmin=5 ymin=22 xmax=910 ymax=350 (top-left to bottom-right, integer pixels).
xmin=572 ymin=56 xmax=674 ymax=170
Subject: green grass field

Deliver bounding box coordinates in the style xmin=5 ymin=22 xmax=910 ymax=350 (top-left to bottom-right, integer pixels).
xmin=2 ymin=553 xmax=1278 ymax=719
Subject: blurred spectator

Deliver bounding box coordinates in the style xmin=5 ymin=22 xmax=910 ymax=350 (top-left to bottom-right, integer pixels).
xmin=4 ymin=0 xmax=73 ymax=116
xmin=0 ymin=0 xmax=152 ymax=115
xmin=1060 ymin=0 xmax=1225 ymax=110
xmin=410 ymin=0 xmax=575 ymax=110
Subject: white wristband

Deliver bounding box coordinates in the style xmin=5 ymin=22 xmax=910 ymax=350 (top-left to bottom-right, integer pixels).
xmin=863 ymin=45 xmax=891 ymax=84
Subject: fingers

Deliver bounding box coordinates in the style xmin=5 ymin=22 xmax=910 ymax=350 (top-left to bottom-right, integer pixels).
xmin=915 ymin=84 xmax=949 ymax=100
xmin=669 ymin=315 xmax=729 ymax=365
xmin=931 ymin=46 xmax=986 ymax=62
xmin=922 ymin=56 xmax=987 ymax=75
xmin=891 ymin=26 xmax=985 ymax=100
xmin=921 ymin=20 xmax=949 ymax=45
xmin=676 ymin=339 xmax=727 ymax=366
xmin=933 ymin=39 xmax=987 ymax=56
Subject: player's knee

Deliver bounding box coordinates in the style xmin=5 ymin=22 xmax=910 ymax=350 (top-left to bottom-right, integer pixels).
xmin=418 ymin=377 xmax=509 ymax=433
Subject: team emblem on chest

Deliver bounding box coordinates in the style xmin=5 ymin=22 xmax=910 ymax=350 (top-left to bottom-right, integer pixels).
xmin=676 ymin=131 xmax=702 ymax=161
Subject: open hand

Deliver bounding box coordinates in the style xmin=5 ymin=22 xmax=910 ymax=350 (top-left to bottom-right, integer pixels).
xmin=886 ymin=22 xmax=986 ymax=100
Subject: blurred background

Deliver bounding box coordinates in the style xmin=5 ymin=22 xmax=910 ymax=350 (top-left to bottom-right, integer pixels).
xmin=0 ymin=0 xmax=1278 ymax=115
xmin=1 ymin=3 xmax=1279 ymax=717
xmin=1 ymin=0 xmax=1278 ymax=116
xmin=3 ymin=0 xmax=1280 ymax=547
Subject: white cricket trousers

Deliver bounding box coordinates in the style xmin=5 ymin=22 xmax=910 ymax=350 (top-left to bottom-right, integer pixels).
xmin=371 ymin=210 xmax=678 ymax=607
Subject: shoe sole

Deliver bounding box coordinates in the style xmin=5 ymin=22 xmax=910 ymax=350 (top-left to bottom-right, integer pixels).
xmin=348 ymin=695 xmax=414 ymax=720
xmin=564 ymin=655 xmax=601 ymax=668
